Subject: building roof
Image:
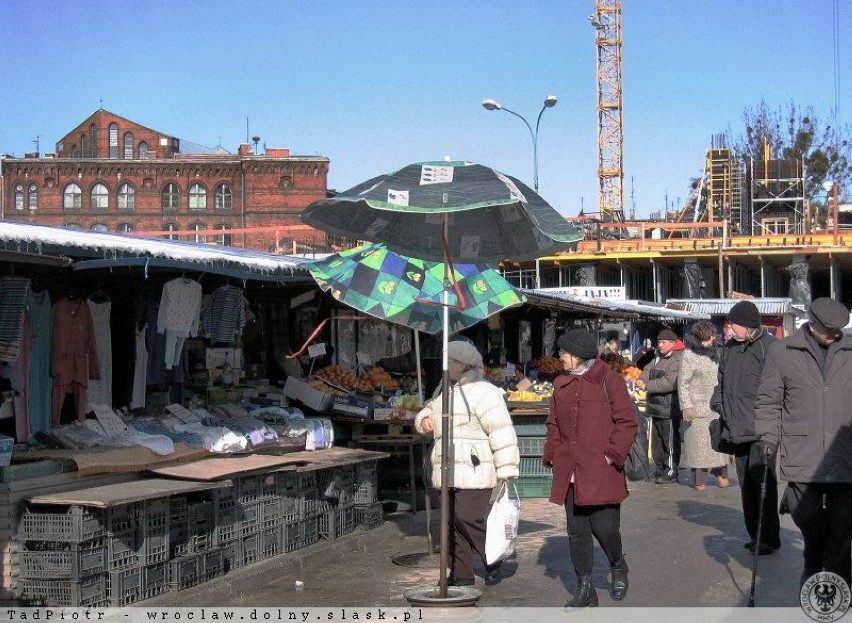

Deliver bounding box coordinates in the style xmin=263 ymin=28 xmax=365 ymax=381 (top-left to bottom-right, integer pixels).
xmin=0 ymin=221 xmax=312 ymax=282
xmin=666 ymin=298 xmax=793 ymax=316
xmin=523 ymin=289 xmax=710 ymax=321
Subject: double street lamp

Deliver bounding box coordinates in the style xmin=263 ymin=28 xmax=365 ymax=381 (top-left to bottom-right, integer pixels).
xmin=482 ymin=95 xmax=558 ymax=192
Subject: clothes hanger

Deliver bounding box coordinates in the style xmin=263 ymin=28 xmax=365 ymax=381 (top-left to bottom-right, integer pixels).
xmin=88 ymin=282 xmax=111 ymax=303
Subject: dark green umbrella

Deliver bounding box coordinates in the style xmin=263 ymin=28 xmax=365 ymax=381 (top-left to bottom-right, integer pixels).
xmin=306 ymin=243 xmax=526 ymax=335
xmin=302 ymin=161 xmax=581 ymax=263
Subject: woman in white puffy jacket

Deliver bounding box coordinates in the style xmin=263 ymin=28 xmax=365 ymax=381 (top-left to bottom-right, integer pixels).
xmin=415 ymin=340 xmax=520 ymax=587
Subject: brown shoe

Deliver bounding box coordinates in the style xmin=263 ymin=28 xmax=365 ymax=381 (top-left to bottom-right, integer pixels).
xmin=693 ymin=484 xmax=706 ymax=491
xmin=717 ymin=477 xmax=729 ymax=488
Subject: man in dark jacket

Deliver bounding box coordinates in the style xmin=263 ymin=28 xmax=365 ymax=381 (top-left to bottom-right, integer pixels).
xmin=710 ymin=300 xmax=780 ymax=555
xmin=755 ymin=297 xmax=852 ymax=587
xmin=637 ymin=328 xmax=684 ymax=484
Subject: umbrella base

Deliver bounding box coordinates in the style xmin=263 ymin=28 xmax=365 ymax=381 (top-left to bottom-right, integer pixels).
xmin=403 ymin=585 xmax=482 ymax=608
xmin=392 ymin=549 xmax=442 ymax=568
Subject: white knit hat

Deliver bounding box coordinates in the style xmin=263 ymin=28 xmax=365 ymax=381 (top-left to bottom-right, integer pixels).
xmin=446 ymin=340 xmax=483 ymax=369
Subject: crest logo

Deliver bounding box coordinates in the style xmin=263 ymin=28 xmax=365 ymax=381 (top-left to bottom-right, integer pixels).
xmin=800 ymin=572 xmax=850 ymax=622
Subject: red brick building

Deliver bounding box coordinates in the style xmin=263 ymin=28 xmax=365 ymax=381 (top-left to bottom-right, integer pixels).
xmin=0 ymin=109 xmax=330 ymax=252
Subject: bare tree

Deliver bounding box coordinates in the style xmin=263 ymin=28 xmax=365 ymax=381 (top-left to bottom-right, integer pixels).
xmin=726 ymin=99 xmax=852 ymax=203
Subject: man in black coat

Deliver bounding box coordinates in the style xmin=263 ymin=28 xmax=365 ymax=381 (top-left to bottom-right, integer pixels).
xmin=710 ymin=300 xmax=780 ymax=555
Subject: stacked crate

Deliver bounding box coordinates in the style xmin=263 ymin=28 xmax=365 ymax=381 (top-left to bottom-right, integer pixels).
xmin=352 ymin=460 xmax=383 ymax=531
xmin=168 ymin=492 xmax=222 ymax=591
xmin=512 ymin=415 xmax=553 ymax=498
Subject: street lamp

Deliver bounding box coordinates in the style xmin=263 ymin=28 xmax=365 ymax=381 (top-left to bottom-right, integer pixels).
xmin=482 ymin=95 xmax=557 ymax=192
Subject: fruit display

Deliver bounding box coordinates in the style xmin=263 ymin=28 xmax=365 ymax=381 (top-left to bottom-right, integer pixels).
xmin=529 ymin=356 xmax=561 ymax=375
xmin=506 ymin=381 xmax=553 ymax=402
xmin=622 ymin=365 xmax=642 ymax=383
xmin=314 ymin=364 xmax=400 ymax=392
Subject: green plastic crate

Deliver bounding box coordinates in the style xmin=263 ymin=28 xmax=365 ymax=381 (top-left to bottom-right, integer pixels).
xmin=519 ymin=457 xmax=551 ymax=477
xmin=513 ymin=475 xmax=553 ymax=499
xmin=511 ymin=416 xmax=547 ymax=436
xmin=517 ymin=437 xmax=546 ymax=457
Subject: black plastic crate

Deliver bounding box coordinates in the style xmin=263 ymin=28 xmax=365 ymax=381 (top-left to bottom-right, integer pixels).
xmin=354 ymin=502 xmax=384 ymax=530
xmin=142 ymin=499 xmax=170 ymax=565
xmin=213 ymin=490 xmax=241 ymax=546
xmin=106 ymin=525 xmax=142 ymax=570
xmin=202 ymin=548 xmax=224 ymax=581
xmin=259 ymin=526 xmax=282 ymax=559
xmin=319 ymin=506 xmax=355 ymax=540
xmin=298 ymin=471 xmax=317 ymax=492
xmin=239 ymin=502 xmax=260 ymax=537
xmin=20 ymin=575 xmax=107 ymax=607
xmin=353 ymin=479 xmax=377 ymax=505
xmin=276 ymin=471 xmax=301 ymax=498
xmin=259 ymin=472 xmax=277 ymax=499
xmin=19 ymin=506 xmax=104 ymax=542
xmin=302 ymin=515 xmax=320 ymax=547
xmin=303 ymin=490 xmax=320 ymax=519
xmin=106 ymin=566 xmax=143 ymax=607
xmin=317 ymin=466 xmax=356 ymax=506
xmin=283 ymin=521 xmax=303 ymax=553
xmin=142 ymin=563 xmax=169 ymax=600
xmin=19 ymin=539 xmax=106 ymax=579
xmin=167 ymin=553 xmax=204 ymax=591
xmin=239 ymin=533 xmax=259 ymax=567
xmin=236 ymin=474 xmax=262 ymax=504
xmin=259 ymin=498 xmax=282 ymax=530
xmin=219 ymin=540 xmax=242 ymax=572
xmin=106 ymin=502 xmax=142 ymax=535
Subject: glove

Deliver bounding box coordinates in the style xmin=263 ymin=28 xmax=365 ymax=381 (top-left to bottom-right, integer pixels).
xmin=753 ymin=440 xmax=777 ymax=466
xmin=682 ymin=407 xmax=696 ymax=421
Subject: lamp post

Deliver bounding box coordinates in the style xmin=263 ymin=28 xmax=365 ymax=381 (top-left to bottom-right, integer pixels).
xmin=482 ymin=95 xmax=557 ymax=192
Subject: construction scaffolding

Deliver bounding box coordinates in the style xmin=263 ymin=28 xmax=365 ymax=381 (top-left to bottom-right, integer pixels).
xmin=749 ymin=157 xmax=807 ymax=235
xmin=706 ymin=148 xmax=745 ymax=231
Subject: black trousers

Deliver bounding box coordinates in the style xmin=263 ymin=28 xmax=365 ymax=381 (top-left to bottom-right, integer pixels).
xmin=564 ymin=485 xmax=623 ymax=576
xmin=783 ymin=482 xmax=852 ymax=587
xmin=447 ymin=488 xmax=492 ymax=580
xmin=650 ymin=416 xmax=681 ymax=477
xmin=734 ymin=447 xmax=781 ymax=549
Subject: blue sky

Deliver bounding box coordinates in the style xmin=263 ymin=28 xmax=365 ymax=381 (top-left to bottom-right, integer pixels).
xmin=1 ymin=1 xmax=849 ymax=217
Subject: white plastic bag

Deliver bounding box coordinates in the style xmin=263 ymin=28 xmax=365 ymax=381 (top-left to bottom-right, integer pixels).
xmin=485 ymin=482 xmax=521 ymax=565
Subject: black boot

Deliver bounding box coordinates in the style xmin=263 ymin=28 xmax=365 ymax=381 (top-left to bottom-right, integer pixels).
xmin=566 ymin=575 xmax=599 ymax=607
xmin=610 ymin=557 xmax=629 ymax=601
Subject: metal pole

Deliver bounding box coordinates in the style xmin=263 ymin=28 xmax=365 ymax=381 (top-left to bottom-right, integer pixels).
xmin=833 ymin=183 xmax=839 ymax=245
xmin=438 ymin=216 xmax=451 ymax=598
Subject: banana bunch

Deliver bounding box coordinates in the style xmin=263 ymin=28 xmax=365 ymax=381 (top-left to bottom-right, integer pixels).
xmin=507 ymin=390 xmax=547 ymax=402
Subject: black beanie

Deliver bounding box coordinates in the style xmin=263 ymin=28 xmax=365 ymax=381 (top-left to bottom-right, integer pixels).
xmin=727 ymin=301 xmax=761 ymax=329
xmin=558 ymin=329 xmax=599 ymax=360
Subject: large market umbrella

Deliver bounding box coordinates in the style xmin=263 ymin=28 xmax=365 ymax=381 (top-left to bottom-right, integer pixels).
xmin=305 ymin=242 xmax=527 ymax=335
xmin=302 ymin=161 xmax=581 ymax=601
xmin=301 ymin=161 xmax=581 ymax=263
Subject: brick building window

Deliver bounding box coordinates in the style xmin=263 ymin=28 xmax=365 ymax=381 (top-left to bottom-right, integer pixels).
xmin=91 ymin=223 xmax=109 ymax=233
xmin=191 ymin=223 xmax=207 ymax=243
xmin=81 ymin=134 xmax=87 ymax=158
xmin=63 ymin=183 xmax=82 ymax=210
xmin=139 ymin=142 xmax=148 ymax=160
xmin=214 ymin=183 xmax=233 ymax=210
xmin=90 ymin=124 xmax=97 ymax=158
xmin=28 ymin=183 xmax=38 ymax=209
xmin=117 ymin=183 xmax=136 ymax=210
xmin=163 ymin=223 xmax=179 ymax=240
xmin=14 ymin=184 xmax=24 ymax=210
xmin=64 ymin=223 xmax=82 ymax=229
xmin=109 ymin=123 xmax=119 ymax=159
xmin=117 ymin=223 xmax=133 ymax=233
xmin=189 ymin=183 xmax=207 ymax=210
xmin=91 ymin=183 xmax=109 ymax=211
xmin=161 ymin=183 xmax=180 ymax=211
xmin=214 ymin=224 xmax=232 ymax=246
xmin=124 ymin=132 xmax=134 ymax=159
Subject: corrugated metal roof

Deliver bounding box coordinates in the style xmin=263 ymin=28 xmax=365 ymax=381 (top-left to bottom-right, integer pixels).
xmin=666 ymin=298 xmax=792 ymax=315
xmin=524 ymin=289 xmax=710 ymax=321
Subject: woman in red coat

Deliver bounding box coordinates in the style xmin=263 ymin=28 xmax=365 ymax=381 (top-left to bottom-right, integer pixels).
xmin=542 ymin=328 xmax=638 ymax=607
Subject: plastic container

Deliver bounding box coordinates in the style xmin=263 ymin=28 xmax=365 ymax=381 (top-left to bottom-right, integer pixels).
xmin=513 ymin=475 xmax=554 ymax=499
xmin=167 ymin=553 xmax=204 ymax=591
xmin=319 ymin=506 xmax=355 ymax=541
xmin=19 ymin=539 xmax=106 ymax=579
xmin=354 ymin=502 xmax=384 ymax=531
xmin=20 ymin=575 xmax=107 ymax=607
xmin=0 ymin=434 xmax=14 ymax=467
xmin=516 ymin=436 xmax=547 ymax=457
xmin=141 ymin=563 xmax=169 ymax=600
xmin=511 ymin=415 xmax=548 ymax=436
xmin=106 ymin=566 xmax=143 ymax=606
xmin=519 ymin=457 xmax=552 ymax=477
xmin=19 ymin=505 xmax=104 ymax=542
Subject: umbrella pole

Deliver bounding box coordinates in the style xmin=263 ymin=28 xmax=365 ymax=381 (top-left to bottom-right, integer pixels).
xmin=414 ymin=330 xmax=423 ymax=405
xmin=438 ymin=283 xmax=451 ymax=598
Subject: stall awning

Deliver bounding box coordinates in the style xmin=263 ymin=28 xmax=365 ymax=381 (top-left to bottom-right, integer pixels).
xmin=523 ymin=289 xmax=710 ymax=321
xmin=666 ymin=298 xmax=793 ymax=316
xmin=0 ymin=221 xmax=313 ymax=282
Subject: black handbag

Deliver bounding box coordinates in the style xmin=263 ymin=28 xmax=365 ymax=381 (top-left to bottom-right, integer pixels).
xmin=708 ymin=418 xmax=738 ymax=454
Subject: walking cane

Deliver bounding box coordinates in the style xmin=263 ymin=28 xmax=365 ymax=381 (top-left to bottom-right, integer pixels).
xmin=747 ymin=455 xmax=771 ymax=607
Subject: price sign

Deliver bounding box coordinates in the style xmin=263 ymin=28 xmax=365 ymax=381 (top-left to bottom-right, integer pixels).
xmin=308 ymin=343 xmax=327 ymax=358
xmin=91 ymin=404 xmax=129 ymax=438
xmin=505 ymin=363 xmax=517 ymax=378
xmin=165 ymin=403 xmax=201 ymax=424
xmin=356 ymin=351 xmax=372 ymax=366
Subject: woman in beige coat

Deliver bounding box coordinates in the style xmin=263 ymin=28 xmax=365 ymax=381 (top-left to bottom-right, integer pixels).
xmin=415 ymin=340 xmax=520 ymax=587
xmin=679 ymin=321 xmax=729 ymax=490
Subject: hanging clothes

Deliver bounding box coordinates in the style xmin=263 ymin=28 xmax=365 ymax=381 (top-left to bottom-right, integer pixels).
xmin=25 ymin=287 xmax=51 ymax=436
xmin=157 ymin=277 xmax=202 ymax=369
xmin=86 ymin=299 xmax=113 ymax=410
xmin=51 ymin=297 xmax=100 ymax=424
xmin=0 ymin=276 xmax=31 ymax=363
xmin=130 ymin=323 xmax=148 ymax=410
xmin=202 ymin=284 xmax=246 ymax=344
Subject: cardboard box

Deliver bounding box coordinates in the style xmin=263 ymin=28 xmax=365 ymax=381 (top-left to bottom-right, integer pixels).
xmin=283 ymin=377 xmax=334 ymax=412
xmin=206 ymin=347 xmax=242 ymax=370
xmin=373 ymin=406 xmax=417 ymax=421
xmin=330 ymin=395 xmax=373 ymax=419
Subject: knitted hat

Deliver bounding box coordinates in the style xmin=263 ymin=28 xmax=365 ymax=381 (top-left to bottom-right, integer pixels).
xmin=808 ymin=297 xmax=850 ymax=331
xmin=558 ymin=329 xmax=599 ymax=360
xmin=657 ymin=328 xmax=679 ymax=341
xmin=727 ymin=301 xmax=761 ymax=329
xmin=446 ymin=340 xmax=484 ymax=369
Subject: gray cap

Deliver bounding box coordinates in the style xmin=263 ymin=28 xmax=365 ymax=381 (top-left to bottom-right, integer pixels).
xmin=808 ymin=297 xmax=850 ymax=331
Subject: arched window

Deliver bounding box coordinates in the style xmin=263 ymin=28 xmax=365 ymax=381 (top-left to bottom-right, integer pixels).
xmin=91 ymin=223 xmax=109 ymax=233
xmin=91 ymin=183 xmax=109 ymax=210
xmin=139 ymin=142 xmax=148 ymax=160
xmin=214 ymin=183 xmax=233 ymax=210
xmin=214 ymin=224 xmax=233 ymax=246
xmin=108 ymin=123 xmax=119 ymax=159
xmin=163 ymin=223 xmax=179 ymax=240
xmin=63 ymin=183 xmax=82 ymax=210
xmin=117 ymin=183 xmax=136 ymax=210
xmin=28 ymin=183 xmax=38 ymax=209
xmin=161 ymin=183 xmax=180 ymax=210
xmin=71 ymin=144 xmax=79 ymax=158
xmin=116 ymin=223 xmax=133 ymax=233
xmin=191 ymin=223 xmax=207 ymax=243
xmin=124 ymin=132 xmax=134 ymax=159
xmin=188 ymin=183 xmax=207 ymax=210
xmin=14 ymin=184 xmax=24 ymax=210
xmin=64 ymin=223 xmax=82 ymax=229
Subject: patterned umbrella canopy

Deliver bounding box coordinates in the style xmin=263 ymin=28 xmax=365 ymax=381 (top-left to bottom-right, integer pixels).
xmin=301 ymin=161 xmax=581 ymax=263
xmin=306 ymin=243 xmax=526 ymax=335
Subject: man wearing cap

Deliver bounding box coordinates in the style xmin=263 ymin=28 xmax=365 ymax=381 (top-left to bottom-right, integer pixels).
xmin=755 ymin=297 xmax=852 ymax=587
xmin=636 ymin=329 xmax=685 ymax=484
xmin=710 ymin=300 xmax=781 ymax=555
